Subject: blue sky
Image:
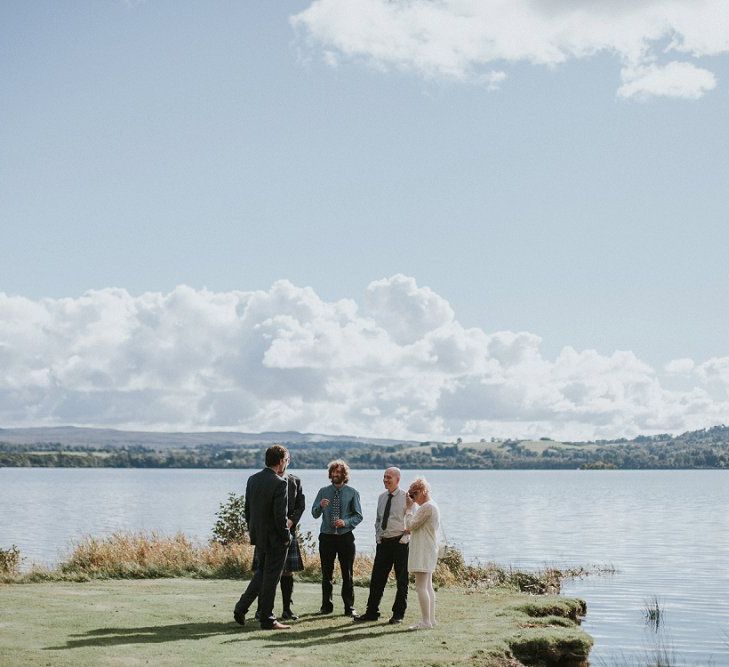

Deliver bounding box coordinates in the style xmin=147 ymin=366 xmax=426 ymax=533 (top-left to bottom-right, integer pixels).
xmin=2 ymin=1 xmax=729 ymax=439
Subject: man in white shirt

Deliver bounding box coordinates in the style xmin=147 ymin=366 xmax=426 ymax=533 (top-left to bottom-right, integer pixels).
xmin=353 ymin=467 xmax=409 ymax=624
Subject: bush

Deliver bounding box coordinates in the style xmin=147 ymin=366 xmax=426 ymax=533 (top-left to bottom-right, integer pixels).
xmin=0 ymin=545 xmax=21 ymax=576
xmin=212 ymin=493 xmax=248 ymax=545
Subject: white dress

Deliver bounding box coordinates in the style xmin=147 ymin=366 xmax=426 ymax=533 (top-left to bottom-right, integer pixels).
xmin=405 ymin=500 xmax=440 ymax=573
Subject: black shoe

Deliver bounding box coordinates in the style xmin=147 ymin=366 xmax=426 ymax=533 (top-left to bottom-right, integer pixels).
xmin=254 ymin=610 xmax=260 ymax=622
xmin=353 ymin=612 xmax=379 ymax=623
xmin=233 ymin=610 xmax=245 ymax=626
xmin=344 ymin=608 xmax=357 ymax=617
xmin=281 ymin=609 xmax=298 ymax=621
xmin=317 ymin=606 xmax=334 ymax=615
xmin=388 ymin=616 xmax=404 ymax=624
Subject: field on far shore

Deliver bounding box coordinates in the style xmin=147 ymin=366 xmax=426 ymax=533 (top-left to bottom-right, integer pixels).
xmin=0 ymin=578 xmax=591 ymax=666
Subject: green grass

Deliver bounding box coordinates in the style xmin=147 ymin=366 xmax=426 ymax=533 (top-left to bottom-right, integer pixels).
xmin=0 ymin=578 xmax=591 ymax=666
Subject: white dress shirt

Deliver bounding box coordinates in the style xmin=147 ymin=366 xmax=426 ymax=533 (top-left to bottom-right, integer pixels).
xmin=375 ymin=487 xmax=409 ymax=543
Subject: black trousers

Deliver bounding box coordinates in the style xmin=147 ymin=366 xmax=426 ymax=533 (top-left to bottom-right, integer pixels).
xmin=234 ymin=543 xmax=287 ymax=628
xmin=319 ymin=531 xmax=355 ymax=612
xmin=365 ymin=539 xmax=409 ymax=618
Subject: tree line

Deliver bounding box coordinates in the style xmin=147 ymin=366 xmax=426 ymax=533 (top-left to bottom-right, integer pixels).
xmin=2 ymin=425 xmax=729 ymax=469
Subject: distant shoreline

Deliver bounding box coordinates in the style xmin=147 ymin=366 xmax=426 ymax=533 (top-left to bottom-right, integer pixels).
xmin=3 ymin=423 xmax=729 ymax=469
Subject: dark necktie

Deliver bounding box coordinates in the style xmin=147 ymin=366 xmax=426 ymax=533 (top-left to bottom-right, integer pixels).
xmin=331 ymin=489 xmax=341 ymax=528
xmin=381 ymin=493 xmax=393 ymax=530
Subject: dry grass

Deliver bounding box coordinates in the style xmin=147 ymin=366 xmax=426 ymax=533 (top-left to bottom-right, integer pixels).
xmin=2 ymin=533 xmax=581 ymax=597
xmin=1 ymin=532 xmax=376 ymax=584
xmin=59 ymin=532 xmax=254 ymax=579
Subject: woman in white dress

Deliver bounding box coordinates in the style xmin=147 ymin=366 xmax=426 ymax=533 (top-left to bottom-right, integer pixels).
xmin=404 ymin=477 xmax=439 ymax=630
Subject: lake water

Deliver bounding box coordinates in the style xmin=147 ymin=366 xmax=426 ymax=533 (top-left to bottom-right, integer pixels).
xmin=1 ymin=468 xmax=727 ymax=665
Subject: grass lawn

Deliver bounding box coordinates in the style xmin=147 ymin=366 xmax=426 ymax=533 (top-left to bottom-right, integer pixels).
xmin=0 ymin=578 xmax=590 ymax=666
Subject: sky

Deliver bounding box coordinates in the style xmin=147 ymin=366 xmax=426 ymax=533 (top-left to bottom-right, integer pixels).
xmin=2 ymin=0 xmax=729 ymax=441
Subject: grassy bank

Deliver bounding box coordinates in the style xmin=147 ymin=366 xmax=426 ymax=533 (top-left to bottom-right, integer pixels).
xmin=0 ymin=578 xmax=591 ymax=666
xmin=1 ymin=532 xmax=586 ymax=596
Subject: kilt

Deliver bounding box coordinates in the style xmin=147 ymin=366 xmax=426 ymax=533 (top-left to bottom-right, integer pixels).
xmin=252 ymin=531 xmax=304 ymax=573
xmin=284 ymin=532 xmax=304 ymax=572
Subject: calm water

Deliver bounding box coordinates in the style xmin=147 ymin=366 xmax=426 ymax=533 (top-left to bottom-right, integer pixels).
xmin=1 ymin=468 xmax=727 ymax=665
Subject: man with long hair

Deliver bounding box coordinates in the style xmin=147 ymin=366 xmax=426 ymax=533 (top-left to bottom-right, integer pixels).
xmin=311 ymin=459 xmax=363 ymax=616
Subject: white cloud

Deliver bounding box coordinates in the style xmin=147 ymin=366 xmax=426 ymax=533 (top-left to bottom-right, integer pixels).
xmin=618 ymin=61 xmax=716 ymax=99
xmin=665 ymin=357 xmax=696 ymax=374
xmin=1 ymin=278 xmax=729 ymax=440
xmin=291 ymin=0 xmax=729 ymax=99
xmin=697 ymin=357 xmax=729 ymax=395
xmin=364 ymin=274 xmax=454 ymax=345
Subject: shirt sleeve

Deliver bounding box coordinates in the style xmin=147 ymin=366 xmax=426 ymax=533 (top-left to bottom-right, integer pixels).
xmin=374 ymin=494 xmax=383 ymax=543
xmin=345 ymin=489 xmax=363 ymax=529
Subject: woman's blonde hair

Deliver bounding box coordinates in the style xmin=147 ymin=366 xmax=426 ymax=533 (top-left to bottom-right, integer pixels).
xmin=409 ymin=476 xmax=431 ymax=495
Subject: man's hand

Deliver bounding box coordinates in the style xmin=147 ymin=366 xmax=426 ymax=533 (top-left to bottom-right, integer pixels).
xmin=320 ymin=498 xmax=330 ymax=508
xmin=334 ymin=519 xmax=345 ymax=528
xmin=287 ymin=518 xmax=293 ymax=530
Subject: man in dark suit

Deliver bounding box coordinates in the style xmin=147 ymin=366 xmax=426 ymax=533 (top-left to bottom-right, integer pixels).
xmin=251 ymin=465 xmax=306 ymax=620
xmin=233 ymin=444 xmax=291 ymax=630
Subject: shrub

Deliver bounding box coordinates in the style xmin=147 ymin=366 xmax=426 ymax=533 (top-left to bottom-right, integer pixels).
xmin=0 ymin=545 xmax=21 ymax=576
xmin=212 ymin=493 xmax=248 ymax=545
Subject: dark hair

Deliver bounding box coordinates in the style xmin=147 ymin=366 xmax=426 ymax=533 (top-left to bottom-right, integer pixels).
xmin=265 ymin=444 xmax=289 ymax=468
xmin=327 ymin=459 xmax=350 ymax=484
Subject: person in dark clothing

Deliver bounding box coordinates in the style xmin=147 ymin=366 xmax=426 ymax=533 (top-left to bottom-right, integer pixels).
xmin=233 ymin=444 xmax=291 ymax=630
xmin=279 ymin=471 xmax=305 ymax=619
xmin=252 ymin=465 xmax=306 ymax=620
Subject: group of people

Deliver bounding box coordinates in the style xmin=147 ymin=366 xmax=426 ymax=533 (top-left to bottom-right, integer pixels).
xmin=233 ymin=444 xmax=441 ymax=632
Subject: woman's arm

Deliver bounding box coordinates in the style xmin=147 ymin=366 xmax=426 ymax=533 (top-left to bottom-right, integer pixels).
xmin=404 ymin=503 xmax=433 ymax=531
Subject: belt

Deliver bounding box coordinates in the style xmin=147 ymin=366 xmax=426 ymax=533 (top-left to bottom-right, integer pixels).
xmin=381 ymin=534 xmax=405 ymax=543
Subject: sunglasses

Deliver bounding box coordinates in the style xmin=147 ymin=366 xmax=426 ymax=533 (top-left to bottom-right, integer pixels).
xmin=408 ymin=490 xmax=419 ymax=499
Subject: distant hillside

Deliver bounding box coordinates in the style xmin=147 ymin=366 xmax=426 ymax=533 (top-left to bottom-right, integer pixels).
xmin=0 ymin=426 xmax=412 ymax=450
xmin=395 ymin=425 xmax=729 ymax=469
xmin=2 ymin=425 xmax=729 ymax=469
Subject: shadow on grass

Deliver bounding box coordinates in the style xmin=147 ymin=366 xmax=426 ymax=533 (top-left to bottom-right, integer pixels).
xmin=44 ymin=622 xmax=233 ymax=650
xmin=222 ymin=613 xmax=412 ymax=649
xmin=44 ymin=615 xmax=408 ymax=652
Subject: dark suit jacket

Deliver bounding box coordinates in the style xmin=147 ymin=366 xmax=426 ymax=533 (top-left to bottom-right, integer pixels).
xmin=244 ymin=467 xmax=290 ymax=552
xmin=286 ymin=474 xmax=305 ymax=532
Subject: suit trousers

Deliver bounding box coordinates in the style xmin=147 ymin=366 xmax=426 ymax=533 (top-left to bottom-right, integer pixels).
xmin=235 ymin=543 xmax=288 ymax=628
xmin=365 ymin=539 xmax=409 ymax=618
xmin=318 ymin=531 xmax=355 ymax=612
